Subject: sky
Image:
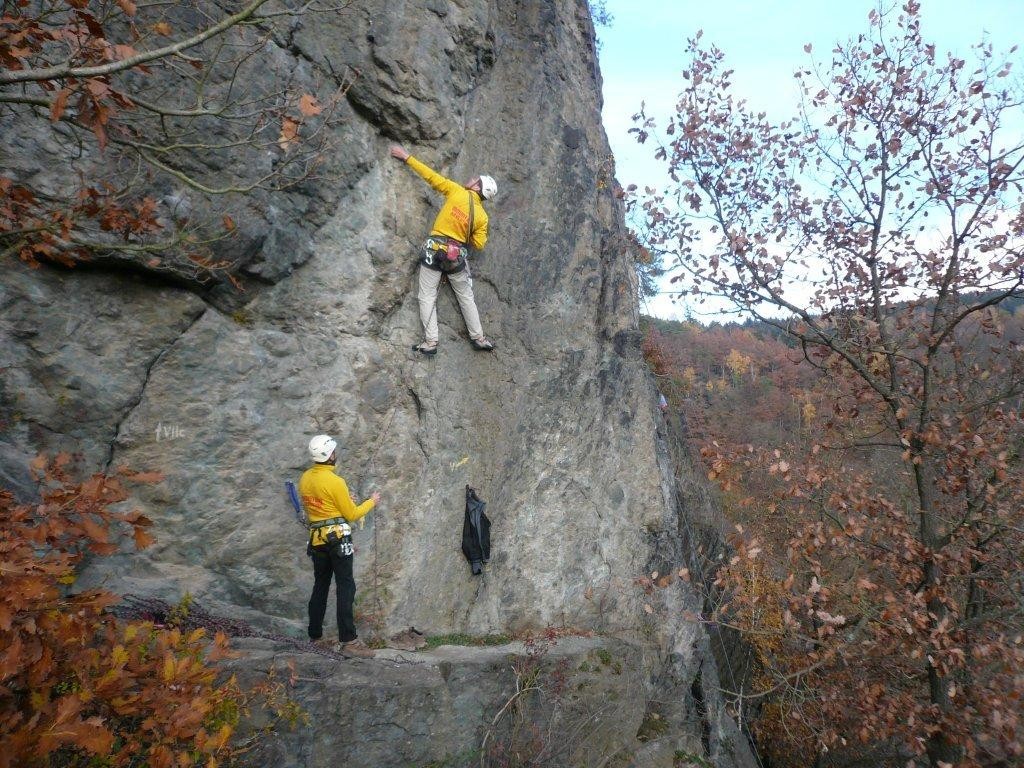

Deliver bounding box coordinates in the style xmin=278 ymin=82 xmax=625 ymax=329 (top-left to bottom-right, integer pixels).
xmin=596 ymin=0 xmax=1024 ymax=321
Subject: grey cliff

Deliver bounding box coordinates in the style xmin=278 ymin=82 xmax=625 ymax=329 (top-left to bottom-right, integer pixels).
xmin=0 ymin=1 xmax=759 ymax=766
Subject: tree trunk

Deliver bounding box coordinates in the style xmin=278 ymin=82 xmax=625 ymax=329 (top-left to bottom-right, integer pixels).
xmin=913 ymin=461 xmax=958 ymax=767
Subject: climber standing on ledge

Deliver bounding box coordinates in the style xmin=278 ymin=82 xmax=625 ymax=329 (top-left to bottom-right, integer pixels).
xmin=390 ymin=144 xmax=497 ymax=355
xmin=300 ymin=434 xmax=380 ymax=658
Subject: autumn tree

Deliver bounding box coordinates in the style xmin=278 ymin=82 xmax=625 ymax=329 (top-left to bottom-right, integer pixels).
xmin=0 ymin=0 xmax=351 ymax=286
xmin=0 ymin=457 xmax=246 ymax=767
xmin=633 ymin=2 xmax=1024 ymax=766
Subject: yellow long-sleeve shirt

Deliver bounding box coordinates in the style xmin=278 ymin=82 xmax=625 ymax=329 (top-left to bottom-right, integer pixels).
xmin=406 ymin=155 xmax=489 ymax=250
xmin=298 ymin=464 xmax=375 ymax=546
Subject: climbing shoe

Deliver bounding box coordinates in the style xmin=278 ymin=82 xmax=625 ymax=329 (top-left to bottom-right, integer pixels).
xmin=412 ymin=342 xmax=437 ymax=356
xmin=311 ymin=637 xmax=338 ymax=651
xmin=339 ymin=638 xmax=376 ymax=659
xmin=388 ymin=627 xmax=427 ymax=651
xmin=470 ymin=337 xmax=495 ymax=352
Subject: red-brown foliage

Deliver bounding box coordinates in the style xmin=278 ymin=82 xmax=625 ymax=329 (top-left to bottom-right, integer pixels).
xmin=634 ymin=2 xmax=1024 ymax=765
xmin=0 ymin=0 xmax=347 ymax=283
xmin=0 ymin=456 xmax=242 ymax=768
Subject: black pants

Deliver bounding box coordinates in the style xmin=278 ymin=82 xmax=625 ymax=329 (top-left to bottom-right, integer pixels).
xmin=307 ymin=543 xmax=357 ymax=642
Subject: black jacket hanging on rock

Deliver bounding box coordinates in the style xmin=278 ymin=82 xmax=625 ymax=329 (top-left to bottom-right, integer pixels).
xmin=461 ymin=485 xmax=491 ymax=575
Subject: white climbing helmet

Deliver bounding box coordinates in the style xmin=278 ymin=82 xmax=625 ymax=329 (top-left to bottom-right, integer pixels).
xmin=478 ymin=175 xmax=497 ymax=200
xmin=308 ymin=434 xmax=337 ymax=463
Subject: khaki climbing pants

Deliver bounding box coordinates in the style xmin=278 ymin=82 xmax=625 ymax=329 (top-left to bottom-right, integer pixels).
xmin=417 ymin=264 xmax=484 ymax=345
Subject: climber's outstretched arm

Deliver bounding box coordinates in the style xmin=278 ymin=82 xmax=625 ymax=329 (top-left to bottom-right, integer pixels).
xmin=390 ymin=145 xmax=459 ymax=196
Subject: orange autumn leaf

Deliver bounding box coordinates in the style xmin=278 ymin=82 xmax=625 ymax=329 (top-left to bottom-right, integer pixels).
xmin=79 ymin=515 xmax=109 ymax=543
xmin=298 ymin=93 xmax=322 ymax=117
xmin=133 ymin=526 xmax=155 ymax=550
xmin=37 ymin=716 xmax=114 ymax=754
xmin=50 ymin=89 xmax=72 ymax=122
xmin=29 ymin=454 xmax=47 ymax=478
xmin=278 ymin=117 xmax=299 ymax=151
xmin=123 ymin=471 xmax=164 ymax=484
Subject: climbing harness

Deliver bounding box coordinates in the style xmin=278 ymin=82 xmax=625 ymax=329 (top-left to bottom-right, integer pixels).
xmin=421 ymin=236 xmax=467 ymax=273
xmin=284 ymin=481 xmax=354 ymax=554
xmin=317 ymin=526 xmax=354 ymax=555
xmin=419 ymin=190 xmax=475 ymax=274
xmin=309 ymin=516 xmax=353 ymax=534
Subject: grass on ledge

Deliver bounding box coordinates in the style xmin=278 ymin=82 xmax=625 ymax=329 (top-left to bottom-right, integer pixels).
xmin=425 ymin=632 xmax=513 ymax=648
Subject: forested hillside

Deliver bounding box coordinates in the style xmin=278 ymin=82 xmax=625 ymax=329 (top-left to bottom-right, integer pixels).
xmin=642 ymin=303 xmax=1024 ymax=766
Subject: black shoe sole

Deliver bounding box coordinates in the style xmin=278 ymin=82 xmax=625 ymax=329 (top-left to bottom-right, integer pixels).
xmin=412 ymin=344 xmax=437 ymax=356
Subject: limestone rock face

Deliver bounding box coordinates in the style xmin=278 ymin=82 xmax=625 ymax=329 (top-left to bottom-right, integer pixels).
xmin=0 ymin=0 xmax=757 ymax=765
xmin=226 ymin=636 xmax=647 ymax=768
xmin=0 ymin=266 xmax=207 ymax=498
xmin=6 ymin=0 xmax=646 ymax=640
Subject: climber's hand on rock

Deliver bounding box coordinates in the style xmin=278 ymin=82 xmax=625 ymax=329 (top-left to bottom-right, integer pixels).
xmin=390 ymin=145 xmax=409 ymax=161
xmin=371 ymin=491 xmax=382 ymax=505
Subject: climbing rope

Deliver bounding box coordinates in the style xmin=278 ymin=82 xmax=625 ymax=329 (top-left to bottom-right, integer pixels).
xmin=363 ymin=406 xmax=397 ymax=627
xmin=114 ymin=594 xmax=348 ymax=659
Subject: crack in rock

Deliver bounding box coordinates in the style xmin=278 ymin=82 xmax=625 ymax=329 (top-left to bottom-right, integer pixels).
xmin=103 ymin=306 xmax=208 ymax=472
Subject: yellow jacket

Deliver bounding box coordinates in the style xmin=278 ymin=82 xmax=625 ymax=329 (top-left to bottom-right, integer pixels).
xmin=406 ymin=156 xmax=489 ymax=249
xmin=298 ymin=464 xmax=375 ymax=546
